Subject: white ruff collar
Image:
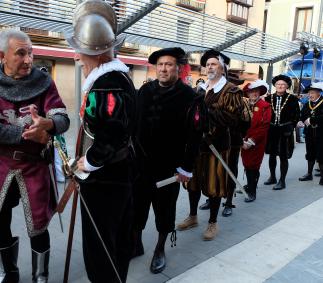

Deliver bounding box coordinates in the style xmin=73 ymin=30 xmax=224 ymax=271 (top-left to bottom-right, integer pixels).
xmin=200 ymin=76 xmax=227 ymax=93
xmin=82 ymin=58 xmax=129 ymax=93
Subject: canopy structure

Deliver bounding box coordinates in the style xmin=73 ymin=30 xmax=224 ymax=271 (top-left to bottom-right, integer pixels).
xmin=0 ymin=0 xmax=300 ymax=64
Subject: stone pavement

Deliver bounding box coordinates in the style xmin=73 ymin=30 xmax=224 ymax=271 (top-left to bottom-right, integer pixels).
xmin=10 ymin=139 xmax=323 ymax=283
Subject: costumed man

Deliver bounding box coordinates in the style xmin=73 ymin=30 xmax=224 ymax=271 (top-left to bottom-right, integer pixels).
xmin=65 ymin=1 xmax=136 ymax=282
xmin=132 ymin=47 xmax=206 ymax=274
xmin=264 ymin=75 xmax=300 ymax=190
xmin=0 ymin=29 xmax=69 ymax=283
xmin=177 ymin=50 xmax=243 ymax=240
xmin=241 ymin=80 xmax=271 ymax=202
xmin=199 ymin=70 xmax=250 ymax=216
xmin=297 ymin=82 xmax=323 ymax=185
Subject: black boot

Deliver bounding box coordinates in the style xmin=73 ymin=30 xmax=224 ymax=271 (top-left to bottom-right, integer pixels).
xmin=264 ymin=155 xmax=277 ymax=185
xmin=244 ymin=170 xmax=258 ymax=202
xmin=273 ymin=179 xmax=286 ymax=190
xmin=222 ymin=203 xmax=235 ymax=217
xmin=299 ymin=173 xmax=313 ymax=181
xmin=199 ymin=199 xmax=210 ymax=210
xmin=264 ymin=176 xmax=277 ymax=185
xmin=32 ymin=249 xmax=49 ymax=283
xmin=299 ymin=161 xmax=315 ymax=181
xmin=0 ymin=237 xmax=19 ymax=283
xmin=150 ymin=233 xmax=167 ymax=274
xmin=131 ymin=230 xmax=144 ymax=259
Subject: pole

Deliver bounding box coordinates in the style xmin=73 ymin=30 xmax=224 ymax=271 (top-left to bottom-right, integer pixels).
xmin=74 ymin=0 xmax=83 ymax=133
xmin=312 ymin=0 xmax=323 ymax=82
xmin=298 ymin=53 xmax=305 ymax=96
xmin=266 ymin=62 xmax=273 ymax=93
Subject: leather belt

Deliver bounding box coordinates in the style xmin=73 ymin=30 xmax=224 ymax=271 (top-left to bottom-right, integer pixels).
xmin=0 ymin=148 xmax=44 ymax=162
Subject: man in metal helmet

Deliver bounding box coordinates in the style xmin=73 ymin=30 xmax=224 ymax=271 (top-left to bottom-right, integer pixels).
xmin=65 ymin=0 xmax=136 ymax=282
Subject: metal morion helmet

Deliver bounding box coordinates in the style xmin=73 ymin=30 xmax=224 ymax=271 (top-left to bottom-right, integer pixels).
xmin=65 ymin=0 xmax=118 ymax=56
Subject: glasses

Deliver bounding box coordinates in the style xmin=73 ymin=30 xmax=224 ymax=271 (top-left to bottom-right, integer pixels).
xmin=275 ymin=83 xmax=287 ymax=86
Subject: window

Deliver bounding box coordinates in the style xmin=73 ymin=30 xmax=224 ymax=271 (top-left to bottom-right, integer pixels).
xmin=293 ymin=7 xmax=313 ymax=39
xmin=177 ymin=19 xmax=190 ymax=43
xmin=227 ymin=2 xmax=249 ymax=24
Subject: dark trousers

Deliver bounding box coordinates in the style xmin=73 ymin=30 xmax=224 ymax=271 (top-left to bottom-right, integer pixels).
xmin=133 ymin=176 xmax=180 ymax=233
xmin=80 ymin=183 xmax=133 ymax=283
xmin=0 ymin=179 xmax=50 ymax=252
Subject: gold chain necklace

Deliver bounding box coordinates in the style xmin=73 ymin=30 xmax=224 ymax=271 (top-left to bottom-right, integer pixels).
xmin=271 ymin=93 xmax=291 ymax=119
xmin=308 ymin=98 xmax=323 ymax=114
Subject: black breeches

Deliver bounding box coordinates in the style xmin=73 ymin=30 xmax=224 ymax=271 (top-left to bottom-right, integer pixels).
xmin=80 ymin=183 xmax=133 ymax=283
xmin=188 ymin=190 xmax=201 ymax=216
xmin=268 ymin=155 xmax=288 ymax=180
xmin=133 ymin=177 xmax=180 ymax=233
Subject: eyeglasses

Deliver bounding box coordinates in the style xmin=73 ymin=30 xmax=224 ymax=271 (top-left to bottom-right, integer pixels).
xmin=275 ymin=83 xmax=287 ymax=86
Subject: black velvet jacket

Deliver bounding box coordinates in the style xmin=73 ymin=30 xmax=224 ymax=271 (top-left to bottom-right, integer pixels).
xmin=135 ymin=79 xmax=205 ymax=181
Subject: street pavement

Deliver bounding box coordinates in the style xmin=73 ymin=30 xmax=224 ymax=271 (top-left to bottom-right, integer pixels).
xmin=10 ymin=136 xmax=323 ymax=283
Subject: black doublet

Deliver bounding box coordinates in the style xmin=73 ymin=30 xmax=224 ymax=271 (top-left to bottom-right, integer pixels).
xmin=300 ymin=96 xmax=323 ymax=163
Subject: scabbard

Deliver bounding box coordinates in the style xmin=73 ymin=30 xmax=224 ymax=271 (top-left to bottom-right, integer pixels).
xmin=56 ymin=179 xmax=77 ymax=213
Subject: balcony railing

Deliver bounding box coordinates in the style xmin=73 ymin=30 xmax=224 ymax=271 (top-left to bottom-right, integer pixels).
xmin=226 ymin=0 xmax=253 ymax=8
xmin=176 ymin=0 xmax=205 ymax=12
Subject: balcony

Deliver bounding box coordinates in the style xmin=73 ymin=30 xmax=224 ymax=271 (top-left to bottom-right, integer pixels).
xmin=176 ymin=0 xmax=205 ymax=12
xmin=226 ymin=0 xmax=253 ymax=8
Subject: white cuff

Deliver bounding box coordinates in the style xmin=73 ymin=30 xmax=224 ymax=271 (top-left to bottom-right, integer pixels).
xmin=247 ymin=138 xmax=256 ymax=146
xmin=176 ymin=167 xmax=193 ymax=178
xmin=84 ymin=149 xmax=103 ymax=172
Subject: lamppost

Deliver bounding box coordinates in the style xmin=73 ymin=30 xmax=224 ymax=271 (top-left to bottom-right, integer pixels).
xmin=298 ymin=42 xmax=308 ymax=97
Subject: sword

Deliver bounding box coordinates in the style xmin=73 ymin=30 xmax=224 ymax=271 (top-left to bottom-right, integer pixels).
xmin=156 ymin=175 xmax=178 ymax=188
xmin=204 ymin=138 xmax=248 ymax=198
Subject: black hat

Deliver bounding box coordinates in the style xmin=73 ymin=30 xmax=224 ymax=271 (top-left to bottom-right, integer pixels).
xmin=228 ymin=71 xmax=244 ymax=85
xmin=148 ymin=47 xmax=186 ymax=65
xmin=200 ymin=49 xmax=230 ymax=67
xmin=272 ymin=74 xmax=292 ymax=88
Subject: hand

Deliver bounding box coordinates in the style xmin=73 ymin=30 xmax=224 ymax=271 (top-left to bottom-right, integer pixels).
xmin=242 ymin=141 xmax=251 ymax=150
xmin=77 ymin=156 xmax=87 ymax=172
xmin=22 ymin=106 xmax=54 ymax=142
xmin=304 ymin=118 xmax=311 ymax=126
xmin=297 ymin=121 xmax=305 ymax=128
xmin=177 ymin=173 xmax=190 ymax=183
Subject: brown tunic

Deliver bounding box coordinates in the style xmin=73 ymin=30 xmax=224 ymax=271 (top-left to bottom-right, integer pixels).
xmin=188 ymin=82 xmax=243 ymax=198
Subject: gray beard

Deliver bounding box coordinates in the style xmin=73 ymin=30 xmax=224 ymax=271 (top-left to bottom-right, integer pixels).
xmin=207 ymin=72 xmax=217 ymax=80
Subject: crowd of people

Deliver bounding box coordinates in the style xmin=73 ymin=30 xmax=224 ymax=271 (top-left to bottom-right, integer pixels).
xmin=0 ymin=1 xmax=323 ymax=283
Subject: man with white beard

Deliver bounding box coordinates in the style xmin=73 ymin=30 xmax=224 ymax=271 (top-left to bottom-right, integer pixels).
xmin=177 ymin=49 xmax=244 ymax=240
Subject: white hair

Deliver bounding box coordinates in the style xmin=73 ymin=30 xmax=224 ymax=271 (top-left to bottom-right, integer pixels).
xmin=0 ymin=29 xmax=31 ymax=53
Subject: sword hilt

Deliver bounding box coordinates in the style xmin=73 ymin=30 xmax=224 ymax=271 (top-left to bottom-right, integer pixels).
xmin=53 ymin=141 xmax=72 ymax=177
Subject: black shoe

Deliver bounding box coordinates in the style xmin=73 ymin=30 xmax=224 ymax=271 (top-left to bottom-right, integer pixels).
xmin=264 ymin=176 xmax=277 ymax=185
xmin=150 ymin=251 xmax=166 ymax=274
xmin=199 ymin=199 xmax=210 ymax=210
xmin=244 ymin=194 xmax=256 ymax=202
xmin=222 ymin=204 xmax=235 ymax=217
xmin=319 ymin=178 xmax=323 ymax=186
xmin=273 ymin=179 xmax=286 ymax=190
xmin=299 ymin=173 xmax=313 ymax=181
xmin=315 ymin=168 xmax=320 ymax=172
xmin=315 ymin=172 xmax=321 ymax=177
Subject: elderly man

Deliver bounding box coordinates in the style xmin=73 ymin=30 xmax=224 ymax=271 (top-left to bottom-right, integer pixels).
xmin=177 ymin=50 xmax=244 ymax=240
xmin=132 ymin=47 xmax=206 ymax=274
xmin=65 ymin=1 xmax=136 ymax=282
xmin=0 ymin=29 xmax=69 ymax=282
xmin=264 ymin=75 xmax=300 ymax=190
xmin=297 ymin=82 xmax=323 ymax=185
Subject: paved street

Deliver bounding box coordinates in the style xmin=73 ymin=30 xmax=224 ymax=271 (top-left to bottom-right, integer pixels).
xmin=10 ymin=138 xmax=323 ymax=283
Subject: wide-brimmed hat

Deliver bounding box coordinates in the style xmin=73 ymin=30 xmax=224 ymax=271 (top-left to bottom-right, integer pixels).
xmin=304 ymin=82 xmax=323 ymax=93
xmin=272 ymin=74 xmax=292 ymax=88
xmin=148 ymin=47 xmax=187 ymax=65
xmin=228 ymin=71 xmax=244 ymax=85
xmin=200 ymin=49 xmax=230 ymax=67
xmin=243 ymin=79 xmax=269 ymax=96
xmin=65 ymin=0 xmax=120 ymax=56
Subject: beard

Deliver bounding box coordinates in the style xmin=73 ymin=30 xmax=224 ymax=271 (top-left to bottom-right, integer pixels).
xmin=207 ymin=72 xmax=217 ymax=80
